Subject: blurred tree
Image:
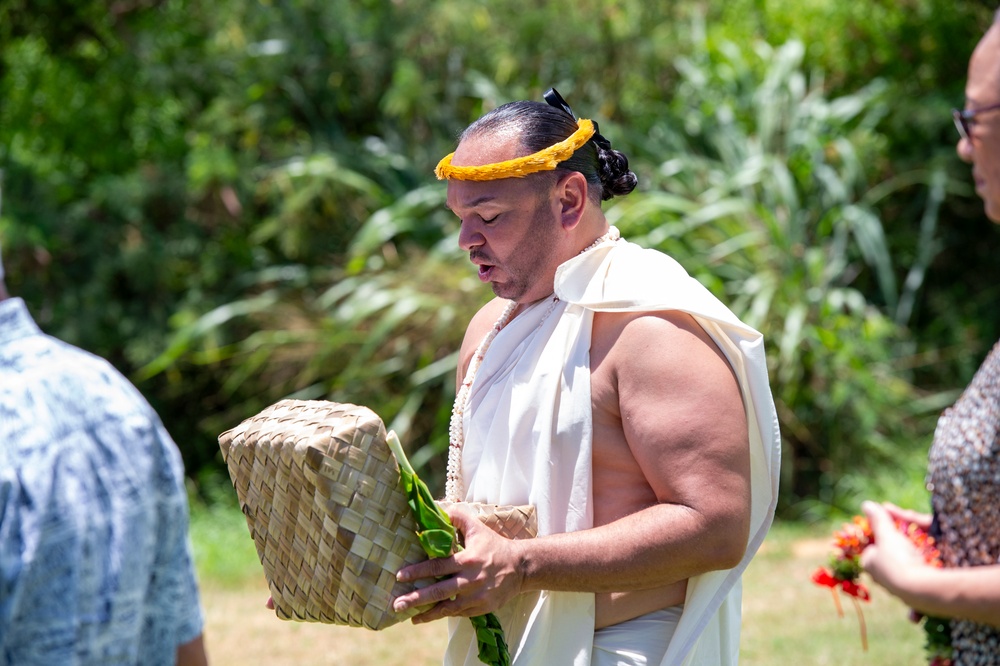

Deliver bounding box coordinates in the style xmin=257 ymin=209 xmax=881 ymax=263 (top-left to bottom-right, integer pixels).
xmin=1 ymin=0 xmax=997 ymax=514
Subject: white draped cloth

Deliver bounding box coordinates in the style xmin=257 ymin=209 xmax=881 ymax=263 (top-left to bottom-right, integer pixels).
xmin=445 ymin=237 xmax=781 ymax=666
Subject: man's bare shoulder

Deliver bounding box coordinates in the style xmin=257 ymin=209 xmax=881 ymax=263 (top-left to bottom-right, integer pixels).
xmin=591 ymin=309 xmax=731 ymax=379
xmin=458 ymin=297 xmax=511 ymax=377
xmin=464 ymin=297 xmax=510 ymax=348
xmin=467 ymin=297 xmax=511 ymax=335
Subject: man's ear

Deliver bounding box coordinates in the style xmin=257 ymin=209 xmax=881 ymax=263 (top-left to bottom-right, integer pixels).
xmin=555 ymin=171 xmax=589 ymax=231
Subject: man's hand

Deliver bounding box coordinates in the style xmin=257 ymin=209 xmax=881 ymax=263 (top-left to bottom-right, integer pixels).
xmin=393 ymin=504 xmax=525 ymax=623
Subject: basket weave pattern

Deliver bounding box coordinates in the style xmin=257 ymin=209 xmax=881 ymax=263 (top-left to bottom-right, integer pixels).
xmin=438 ymin=502 xmax=537 ymax=542
xmin=219 ymin=399 xmax=427 ymax=630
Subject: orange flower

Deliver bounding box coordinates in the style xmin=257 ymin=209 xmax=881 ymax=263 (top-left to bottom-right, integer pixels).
xmin=832 ymin=516 xmax=872 ymax=559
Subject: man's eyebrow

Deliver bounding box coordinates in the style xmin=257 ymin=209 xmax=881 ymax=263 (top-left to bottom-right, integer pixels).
xmin=445 ymin=195 xmax=498 ymax=212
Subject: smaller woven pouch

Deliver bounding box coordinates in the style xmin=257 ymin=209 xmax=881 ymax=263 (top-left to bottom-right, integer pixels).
xmin=219 ymin=399 xmax=537 ymax=631
xmin=438 ymin=502 xmax=537 ymax=543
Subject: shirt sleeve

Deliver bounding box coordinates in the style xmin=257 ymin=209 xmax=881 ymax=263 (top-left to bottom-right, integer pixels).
xmin=140 ymin=414 xmax=206 ymax=654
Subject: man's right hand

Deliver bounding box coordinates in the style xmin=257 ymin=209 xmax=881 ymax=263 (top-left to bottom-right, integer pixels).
xmin=392 ymin=503 xmax=526 ymax=623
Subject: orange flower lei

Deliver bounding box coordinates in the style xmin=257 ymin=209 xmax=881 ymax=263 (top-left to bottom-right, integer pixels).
xmin=434 ymin=118 xmax=596 ymax=181
xmin=810 ymin=515 xmax=952 ymax=664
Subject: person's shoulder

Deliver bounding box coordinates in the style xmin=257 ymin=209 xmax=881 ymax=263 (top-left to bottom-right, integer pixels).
xmin=468 ymin=297 xmax=510 ymax=330
xmin=463 ymin=297 xmax=513 ymax=347
xmin=11 ymin=332 xmax=154 ymax=413
xmin=593 ymin=309 xmax=704 ymax=342
xmin=593 ymin=309 xmax=727 ymax=372
xmin=42 ymin=336 xmax=135 ymax=386
xmin=457 ymin=297 xmax=510 ymax=374
xmin=3 ymin=330 xmax=102 ymax=378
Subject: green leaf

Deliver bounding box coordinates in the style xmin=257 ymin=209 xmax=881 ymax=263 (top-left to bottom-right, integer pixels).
xmin=417 ymin=529 xmax=455 ymax=559
xmin=387 ymin=431 xmax=510 ymax=666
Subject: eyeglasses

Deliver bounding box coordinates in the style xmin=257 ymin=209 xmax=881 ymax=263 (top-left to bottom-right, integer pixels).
xmin=952 ymin=102 xmax=1000 ymax=140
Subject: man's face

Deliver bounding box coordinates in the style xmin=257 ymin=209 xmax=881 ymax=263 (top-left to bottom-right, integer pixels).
xmin=959 ymin=24 xmax=1000 ymax=223
xmin=445 ymin=134 xmax=569 ymax=304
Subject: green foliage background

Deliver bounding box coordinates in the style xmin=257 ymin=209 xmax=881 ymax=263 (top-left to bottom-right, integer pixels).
xmin=2 ymin=0 xmax=998 ymax=518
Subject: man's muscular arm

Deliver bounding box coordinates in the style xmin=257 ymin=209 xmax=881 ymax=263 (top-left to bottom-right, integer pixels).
xmin=395 ymin=309 xmax=751 ymax=621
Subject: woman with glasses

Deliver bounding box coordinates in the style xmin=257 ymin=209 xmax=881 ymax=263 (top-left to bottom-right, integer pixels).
xmin=861 ymin=10 xmax=1000 ymax=665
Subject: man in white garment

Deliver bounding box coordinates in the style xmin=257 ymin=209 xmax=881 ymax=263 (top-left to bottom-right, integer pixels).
xmin=393 ymin=90 xmax=781 ymax=665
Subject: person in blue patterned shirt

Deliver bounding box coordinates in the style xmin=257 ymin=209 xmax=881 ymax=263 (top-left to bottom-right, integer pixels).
xmin=0 ymin=244 xmax=209 ymax=665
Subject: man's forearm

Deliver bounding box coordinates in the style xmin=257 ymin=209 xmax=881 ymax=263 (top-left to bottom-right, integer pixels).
xmin=391 ymin=498 xmax=748 ymax=621
xmin=515 ymin=502 xmax=748 ymax=594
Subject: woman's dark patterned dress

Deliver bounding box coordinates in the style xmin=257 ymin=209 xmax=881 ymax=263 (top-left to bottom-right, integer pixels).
xmin=927 ymin=340 xmax=1000 ymax=664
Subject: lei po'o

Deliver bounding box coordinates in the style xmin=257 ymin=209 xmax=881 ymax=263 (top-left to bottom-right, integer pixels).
xmin=435 ymin=119 xmax=596 ymax=181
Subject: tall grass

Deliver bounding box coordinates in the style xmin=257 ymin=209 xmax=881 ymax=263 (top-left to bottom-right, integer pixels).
xmin=608 ymin=33 xmax=951 ymax=517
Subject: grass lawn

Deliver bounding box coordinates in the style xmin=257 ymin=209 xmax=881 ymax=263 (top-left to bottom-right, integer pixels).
xmin=740 ymin=522 xmax=926 ymax=665
xmin=190 ymin=503 xmax=447 ymax=666
xmin=190 ymin=505 xmax=930 ymax=665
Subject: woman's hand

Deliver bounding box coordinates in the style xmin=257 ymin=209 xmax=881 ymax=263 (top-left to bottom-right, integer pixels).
xmin=859 ymin=501 xmax=933 ymax=599
xmin=879 ymin=502 xmax=932 ymax=531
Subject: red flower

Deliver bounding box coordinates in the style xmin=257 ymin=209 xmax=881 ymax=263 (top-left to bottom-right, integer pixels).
xmin=811 ymin=564 xmax=870 ymax=650
xmin=810 ymin=566 xmax=869 ymax=600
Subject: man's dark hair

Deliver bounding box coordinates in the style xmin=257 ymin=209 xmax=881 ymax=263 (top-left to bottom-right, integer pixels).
xmin=461 ymin=99 xmax=638 ymax=203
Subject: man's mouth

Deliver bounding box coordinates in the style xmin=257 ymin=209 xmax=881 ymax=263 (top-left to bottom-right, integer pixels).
xmin=471 ymin=251 xmax=496 ymax=282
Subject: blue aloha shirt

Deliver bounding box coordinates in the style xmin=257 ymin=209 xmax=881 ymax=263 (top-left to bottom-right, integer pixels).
xmin=0 ymin=297 xmax=204 ymax=665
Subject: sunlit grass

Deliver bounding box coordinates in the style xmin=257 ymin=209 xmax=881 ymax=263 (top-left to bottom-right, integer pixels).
xmin=188 ymin=481 xmax=262 ymax=588
xmin=190 ymin=495 xmax=936 ymax=665
xmin=741 ymin=519 xmax=928 ymax=665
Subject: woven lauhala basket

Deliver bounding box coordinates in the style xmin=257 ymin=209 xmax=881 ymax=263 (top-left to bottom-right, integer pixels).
xmin=218 ymin=399 xmax=427 ymax=630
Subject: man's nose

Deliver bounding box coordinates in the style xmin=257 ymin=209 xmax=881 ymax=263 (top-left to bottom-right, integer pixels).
xmin=458 ymin=219 xmax=485 ymax=252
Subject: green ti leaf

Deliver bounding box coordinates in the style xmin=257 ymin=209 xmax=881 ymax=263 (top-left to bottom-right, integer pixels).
xmin=418 ymin=529 xmax=456 ymax=559
xmin=386 ymin=431 xmax=511 ymax=666
xmin=471 ymin=613 xmax=510 ymax=666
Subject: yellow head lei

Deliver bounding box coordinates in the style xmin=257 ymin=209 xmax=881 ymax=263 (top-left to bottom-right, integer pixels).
xmin=434 ymin=118 xmax=596 ymax=181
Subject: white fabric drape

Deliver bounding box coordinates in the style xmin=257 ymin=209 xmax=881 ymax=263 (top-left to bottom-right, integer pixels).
xmin=445 ymin=238 xmax=781 ymax=666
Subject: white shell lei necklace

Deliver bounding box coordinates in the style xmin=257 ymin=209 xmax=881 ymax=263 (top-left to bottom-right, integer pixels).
xmin=444 ymin=226 xmax=621 ymax=502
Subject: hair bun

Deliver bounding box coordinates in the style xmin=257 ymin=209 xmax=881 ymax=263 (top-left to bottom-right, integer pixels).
xmin=596 ymin=144 xmax=638 ymax=200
